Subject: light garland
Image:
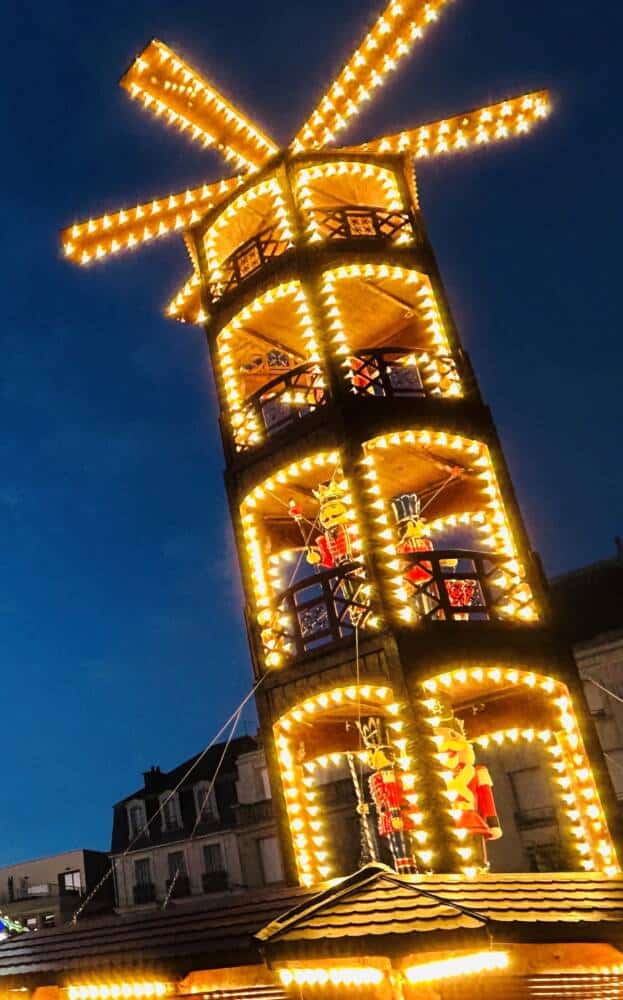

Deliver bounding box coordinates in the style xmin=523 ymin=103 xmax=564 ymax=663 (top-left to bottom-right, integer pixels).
xmin=345 ymin=91 xmax=550 ymax=159
xmin=62 ymin=176 xmax=243 ymax=266
xmin=422 ymin=666 xmax=620 ymax=875
xmin=319 ymin=263 xmax=462 ymax=397
xmin=361 ymin=430 xmax=538 ymax=625
xmin=403 ymin=950 xmax=509 ymax=984
xmin=292 ymin=0 xmax=454 ymax=151
xmin=294 ymin=162 xmax=411 ymax=244
xmin=216 ymin=281 xmax=322 ymax=451
xmin=68 ymin=985 xmax=170 ymax=1000
xmin=121 ymin=40 xmax=278 ymax=171
xmin=279 ymin=968 xmax=384 ymax=987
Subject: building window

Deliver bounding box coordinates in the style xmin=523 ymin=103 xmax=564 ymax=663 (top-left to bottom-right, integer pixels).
xmin=203 ymin=842 xmax=224 ymax=874
xmin=127 ymin=800 xmax=147 ymax=839
xmin=60 ymin=870 xmax=82 ymax=894
xmin=195 ymin=782 xmax=219 ymax=823
xmin=605 ymin=748 xmax=623 ymax=799
xmin=167 ymin=851 xmax=187 ymax=880
xmin=526 ymin=841 xmax=563 ymax=872
xmin=255 ymin=766 xmax=272 ymax=800
xmin=134 ymin=858 xmax=151 ymax=885
xmin=160 ymin=792 xmax=181 ymax=831
xmin=257 ymin=836 xmax=284 ymax=885
xmin=508 ymin=765 xmax=556 ymax=828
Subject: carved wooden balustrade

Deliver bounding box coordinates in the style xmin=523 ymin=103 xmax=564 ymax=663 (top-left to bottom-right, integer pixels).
xmin=276 ymin=561 xmax=371 ymax=657
xmin=348 ymin=347 xmax=459 ymax=398
xmin=309 ymin=204 xmax=415 ymax=242
xmin=237 ymin=362 xmax=327 ymax=450
xmin=400 ymin=549 xmax=525 ymax=622
xmin=207 ymin=224 xmax=292 ymax=303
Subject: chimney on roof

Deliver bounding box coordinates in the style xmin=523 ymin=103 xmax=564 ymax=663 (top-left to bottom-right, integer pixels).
xmin=143 ymin=765 xmax=163 ymax=791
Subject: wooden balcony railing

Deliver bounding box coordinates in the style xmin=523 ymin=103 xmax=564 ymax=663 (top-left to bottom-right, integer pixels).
xmin=276 ymin=561 xmax=371 ymax=657
xmin=400 ymin=549 xmax=524 ymax=623
xmin=207 ymin=224 xmax=291 ymax=303
xmin=238 ymin=362 xmax=327 ymax=449
xmin=309 ymin=204 xmax=414 ymax=243
xmin=349 ymin=347 xmax=459 ymax=398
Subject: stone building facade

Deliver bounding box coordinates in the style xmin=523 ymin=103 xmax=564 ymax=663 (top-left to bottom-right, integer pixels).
xmin=0 ymin=849 xmax=112 ymax=929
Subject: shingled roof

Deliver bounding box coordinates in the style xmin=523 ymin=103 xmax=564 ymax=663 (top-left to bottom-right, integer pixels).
xmin=0 ymin=884 xmax=311 ymax=987
xmin=257 ymin=864 xmax=623 ymax=957
xmin=3 ymin=865 xmax=623 ymax=985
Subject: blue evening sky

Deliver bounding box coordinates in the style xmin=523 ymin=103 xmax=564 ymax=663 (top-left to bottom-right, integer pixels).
xmin=3 ymin=0 xmax=621 ymax=862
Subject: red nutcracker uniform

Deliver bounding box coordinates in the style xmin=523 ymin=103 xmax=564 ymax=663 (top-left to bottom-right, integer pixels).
xmin=362 ymin=731 xmax=418 ymax=875
xmin=438 ymin=724 xmax=502 ymax=841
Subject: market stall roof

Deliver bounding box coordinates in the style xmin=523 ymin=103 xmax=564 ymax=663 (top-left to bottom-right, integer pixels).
xmin=257 ymin=863 xmax=623 ymax=956
xmin=0 ymin=884 xmax=310 ymax=986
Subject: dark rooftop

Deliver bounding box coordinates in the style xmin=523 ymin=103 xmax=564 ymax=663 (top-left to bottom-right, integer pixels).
xmin=550 ymin=539 xmax=623 ymax=645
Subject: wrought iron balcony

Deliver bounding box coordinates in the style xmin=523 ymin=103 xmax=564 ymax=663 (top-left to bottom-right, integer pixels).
xmin=348 ymin=347 xmax=460 ymax=399
xmin=309 ymin=204 xmax=414 ymax=243
xmin=202 ymin=870 xmax=229 ymax=893
xmin=237 ymin=362 xmax=327 ymax=449
xmin=400 ymin=549 xmax=530 ymax=623
xmin=276 ymin=561 xmax=371 ymax=657
xmin=235 ymin=799 xmax=274 ymax=825
xmin=207 ymin=224 xmax=292 ymax=303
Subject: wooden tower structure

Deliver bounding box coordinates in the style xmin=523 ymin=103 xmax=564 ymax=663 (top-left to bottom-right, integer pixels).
xmin=62 ymin=1 xmax=621 ymax=887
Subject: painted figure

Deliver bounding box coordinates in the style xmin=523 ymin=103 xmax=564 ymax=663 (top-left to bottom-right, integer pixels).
xmin=392 ymin=491 xmax=477 ymax=619
xmin=436 ymin=714 xmax=502 ymax=848
xmin=289 ymin=480 xmax=368 ymax=625
xmin=360 ymin=718 xmax=418 ymax=875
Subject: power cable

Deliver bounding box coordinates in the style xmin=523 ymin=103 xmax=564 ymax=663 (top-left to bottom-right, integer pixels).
xmin=71 ymin=673 xmax=267 ymax=924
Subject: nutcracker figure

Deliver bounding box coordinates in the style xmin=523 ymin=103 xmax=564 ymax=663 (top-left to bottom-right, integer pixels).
xmin=289 ymin=480 xmax=368 ymax=625
xmin=436 ymin=710 xmax=502 ymax=862
xmin=359 ymin=718 xmax=418 ymax=875
xmin=392 ymin=492 xmax=477 ymax=620
xmin=392 ymin=493 xmax=434 ymax=586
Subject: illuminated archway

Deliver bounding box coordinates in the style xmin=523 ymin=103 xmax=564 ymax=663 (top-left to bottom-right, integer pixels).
xmin=360 ymin=429 xmax=539 ymax=625
xmin=204 ymin=175 xmax=294 ymax=301
xmin=217 ymin=281 xmax=325 ymax=451
xmin=274 ymin=683 xmax=438 ymax=885
xmin=294 ymin=161 xmax=413 ymax=245
xmin=420 ymin=666 xmax=619 ymax=875
xmin=240 ymin=451 xmax=382 ymax=669
xmin=320 ymin=263 xmax=463 ymax=400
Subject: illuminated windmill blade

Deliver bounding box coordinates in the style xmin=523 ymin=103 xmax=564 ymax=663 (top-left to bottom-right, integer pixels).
xmin=61 ymin=176 xmax=244 ymax=265
xmin=340 ymin=90 xmax=551 ymax=158
xmin=121 ymin=39 xmax=280 ymax=172
xmin=291 ymin=0 xmax=454 ymax=152
xmin=165 ymin=270 xmax=205 ymax=325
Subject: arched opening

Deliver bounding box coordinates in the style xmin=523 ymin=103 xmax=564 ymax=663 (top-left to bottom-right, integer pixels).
xmin=295 ymin=161 xmax=414 ymax=246
xmin=420 ymin=666 xmax=619 ymax=875
xmin=240 ymin=452 xmax=381 ymax=668
xmin=217 ymin=281 xmax=326 ymax=451
xmin=360 ymin=429 xmax=539 ymax=625
xmin=320 ymin=263 xmax=463 ymax=399
xmin=274 ymin=683 xmax=430 ymax=885
xmin=203 ymin=176 xmax=294 ymax=302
